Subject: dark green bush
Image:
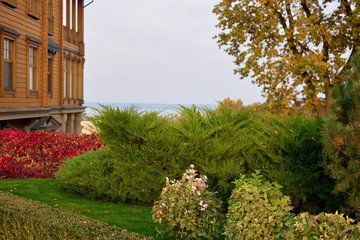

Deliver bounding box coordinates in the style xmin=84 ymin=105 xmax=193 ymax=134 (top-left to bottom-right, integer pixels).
xmin=55 ymin=148 xmax=126 ymax=202
xmin=172 ymin=105 xmax=253 ymax=204
xmin=85 ymin=104 xmax=254 ymax=205
xmin=87 ymin=106 xmax=190 ymax=204
xmin=245 ymin=113 xmax=340 ymax=214
xmin=61 ymin=104 xmax=338 ymax=214
xmin=323 ymin=51 xmax=360 ymax=219
xmin=0 ymin=191 xmax=152 ymax=240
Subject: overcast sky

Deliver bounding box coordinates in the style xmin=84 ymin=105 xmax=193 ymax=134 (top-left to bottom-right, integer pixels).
xmin=83 ymin=0 xmax=264 ymax=105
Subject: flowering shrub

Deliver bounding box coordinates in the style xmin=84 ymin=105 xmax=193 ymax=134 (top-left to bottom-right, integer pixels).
xmin=0 ymin=129 xmax=103 ymax=178
xmin=152 ymin=164 xmax=222 ymax=239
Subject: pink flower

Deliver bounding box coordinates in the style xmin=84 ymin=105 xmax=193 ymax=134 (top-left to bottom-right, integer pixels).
xmin=190 ymin=164 xmax=194 ymax=169
xmin=203 ymin=175 xmax=208 ymax=182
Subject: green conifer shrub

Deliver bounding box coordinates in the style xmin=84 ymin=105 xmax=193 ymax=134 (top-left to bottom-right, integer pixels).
xmin=87 ymin=106 xmax=190 ymax=204
xmin=223 ymin=172 xmax=293 ymax=239
xmin=245 ymin=113 xmax=340 ymax=214
xmin=55 ymin=148 xmax=127 ymax=202
xmin=323 ymin=51 xmax=360 ymax=218
xmin=173 ymin=104 xmax=253 ymax=204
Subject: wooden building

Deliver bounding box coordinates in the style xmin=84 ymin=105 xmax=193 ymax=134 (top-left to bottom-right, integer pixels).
xmin=0 ymin=0 xmax=91 ymax=134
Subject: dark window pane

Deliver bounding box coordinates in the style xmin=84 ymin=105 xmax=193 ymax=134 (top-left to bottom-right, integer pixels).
xmin=4 ymin=62 xmax=12 ymax=89
xmin=47 ymin=74 xmax=51 ymax=93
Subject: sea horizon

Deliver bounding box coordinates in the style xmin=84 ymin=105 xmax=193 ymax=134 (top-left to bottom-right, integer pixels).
xmin=83 ymin=102 xmax=218 ymax=117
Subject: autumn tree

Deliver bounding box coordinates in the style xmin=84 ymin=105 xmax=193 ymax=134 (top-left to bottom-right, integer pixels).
xmin=213 ymin=0 xmax=360 ymax=116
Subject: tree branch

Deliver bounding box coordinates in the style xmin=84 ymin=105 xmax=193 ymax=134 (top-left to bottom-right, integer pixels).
xmin=300 ymin=0 xmax=311 ymax=18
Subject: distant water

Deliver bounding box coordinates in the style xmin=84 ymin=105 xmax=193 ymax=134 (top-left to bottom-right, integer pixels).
xmin=83 ymin=102 xmax=217 ymax=118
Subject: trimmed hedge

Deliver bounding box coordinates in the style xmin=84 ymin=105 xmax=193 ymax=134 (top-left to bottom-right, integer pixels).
xmin=0 ymin=191 xmax=153 ymax=240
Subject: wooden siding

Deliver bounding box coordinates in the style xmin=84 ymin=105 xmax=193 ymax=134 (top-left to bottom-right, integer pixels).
xmin=0 ymin=0 xmax=84 ymax=109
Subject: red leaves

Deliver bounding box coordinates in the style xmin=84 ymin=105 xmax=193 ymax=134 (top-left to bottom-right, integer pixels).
xmin=0 ymin=129 xmax=104 ymax=178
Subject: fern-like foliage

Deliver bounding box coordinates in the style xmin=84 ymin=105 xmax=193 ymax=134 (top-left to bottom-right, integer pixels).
xmin=245 ymin=113 xmax=340 ymax=214
xmin=323 ymin=51 xmax=360 ymax=219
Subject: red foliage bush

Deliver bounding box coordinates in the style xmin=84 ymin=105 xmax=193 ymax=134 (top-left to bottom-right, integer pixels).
xmin=0 ymin=129 xmax=103 ymax=178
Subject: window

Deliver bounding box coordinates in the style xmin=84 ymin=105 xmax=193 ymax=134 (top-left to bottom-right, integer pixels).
xmin=1 ymin=0 xmax=17 ymax=8
xmin=28 ymin=0 xmax=41 ymax=19
xmin=69 ymin=59 xmax=72 ymax=98
xmin=4 ymin=38 xmax=14 ymax=89
xmin=1 ymin=25 xmax=20 ymax=96
xmin=64 ymin=57 xmax=68 ymax=99
xmin=47 ymin=0 xmax=54 ymax=35
xmin=28 ymin=46 xmax=36 ymax=90
xmin=47 ymin=56 xmax=53 ymax=95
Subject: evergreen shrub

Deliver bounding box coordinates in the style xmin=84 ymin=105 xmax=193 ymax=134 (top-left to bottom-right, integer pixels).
xmin=323 ymin=51 xmax=360 ymax=219
xmin=55 ymin=148 xmax=126 ymax=202
xmin=84 ymin=104 xmax=253 ymax=205
xmin=87 ymin=106 xmax=190 ymax=204
xmin=173 ymin=105 xmax=253 ymax=204
xmin=223 ymin=172 xmax=293 ymax=239
xmin=245 ymin=113 xmax=340 ymax=214
xmin=0 ymin=191 xmax=153 ymax=240
xmin=61 ymin=103 xmax=336 ymax=215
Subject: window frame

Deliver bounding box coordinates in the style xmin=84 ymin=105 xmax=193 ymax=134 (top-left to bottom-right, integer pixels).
xmin=0 ymin=26 xmax=19 ymax=97
xmin=26 ymin=36 xmax=41 ymax=97
xmin=3 ymin=38 xmax=14 ymax=90
xmin=47 ymin=54 xmax=54 ymax=96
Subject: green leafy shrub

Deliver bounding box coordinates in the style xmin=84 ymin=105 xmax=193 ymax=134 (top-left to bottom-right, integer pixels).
xmin=323 ymin=51 xmax=360 ymax=219
xmin=286 ymin=212 xmax=360 ymax=239
xmin=55 ymin=148 xmax=126 ymax=202
xmin=152 ymin=165 xmax=222 ymax=239
xmin=245 ymin=113 xmax=340 ymax=214
xmin=0 ymin=191 xmax=152 ymax=240
xmin=223 ymin=172 xmax=293 ymax=240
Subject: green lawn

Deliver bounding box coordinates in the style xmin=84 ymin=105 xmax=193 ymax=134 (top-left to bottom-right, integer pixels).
xmin=0 ymin=178 xmax=174 ymax=240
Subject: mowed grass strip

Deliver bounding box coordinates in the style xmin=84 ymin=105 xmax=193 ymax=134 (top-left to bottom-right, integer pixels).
xmin=0 ymin=178 xmax=174 ymax=240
